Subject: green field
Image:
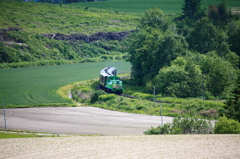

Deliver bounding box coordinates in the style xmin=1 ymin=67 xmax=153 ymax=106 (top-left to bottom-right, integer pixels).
xmin=0 ymin=61 xmax=131 ymax=106
xmin=0 ymin=0 xmax=139 ymax=35
xmin=70 ymin=0 xmax=240 ymax=13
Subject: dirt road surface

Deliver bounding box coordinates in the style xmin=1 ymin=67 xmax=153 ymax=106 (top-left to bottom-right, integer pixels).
xmin=1 ymin=135 xmax=240 ymax=158
xmin=0 ymin=107 xmax=172 ymax=135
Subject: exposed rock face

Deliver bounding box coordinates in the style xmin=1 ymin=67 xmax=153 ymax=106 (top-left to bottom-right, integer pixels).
xmin=0 ymin=27 xmax=136 ymax=44
xmin=0 ymin=27 xmax=21 ymax=42
xmin=43 ymin=30 xmax=136 ymax=42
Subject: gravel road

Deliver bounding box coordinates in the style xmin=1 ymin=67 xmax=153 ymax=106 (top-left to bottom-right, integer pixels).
xmin=0 ymin=107 xmax=173 ymax=135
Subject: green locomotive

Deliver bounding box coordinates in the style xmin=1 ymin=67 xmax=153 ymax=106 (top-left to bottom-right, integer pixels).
xmin=99 ymin=67 xmax=123 ymax=94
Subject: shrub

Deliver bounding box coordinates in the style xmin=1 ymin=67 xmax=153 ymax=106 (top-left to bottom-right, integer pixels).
xmin=214 ymin=116 xmax=240 ymax=134
xmin=98 ymin=94 xmax=115 ymax=102
xmin=144 ymin=116 xmax=214 ymax=135
xmin=90 ymin=90 xmax=106 ymax=104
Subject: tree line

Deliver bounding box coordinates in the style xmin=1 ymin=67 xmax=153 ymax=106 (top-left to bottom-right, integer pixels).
xmin=127 ymin=0 xmax=239 ymax=101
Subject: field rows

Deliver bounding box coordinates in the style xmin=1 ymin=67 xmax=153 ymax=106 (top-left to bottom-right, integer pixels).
xmin=1 ymin=135 xmax=240 ymax=158
xmin=0 ymin=61 xmax=131 ymax=106
xmin=71 ymin=0 xmax=240 ymax=13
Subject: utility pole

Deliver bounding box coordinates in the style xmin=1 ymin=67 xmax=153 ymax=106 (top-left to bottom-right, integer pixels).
xmin=202 ymin=73 xmax=205 ymax=100
xmin=2 ymin=98 xmax=7 ymax=130
xmin=153 ymin=86 xmax=155 ymax=103
xmin=154 ymin=86 xmax=163 ymax=126
xmin=160 ymin=102 xmax=163 ymax=126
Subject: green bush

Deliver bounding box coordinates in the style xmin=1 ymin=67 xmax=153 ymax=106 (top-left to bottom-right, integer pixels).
xmin=214 ymin=116 xmax=240 ymax=134
xmin=90 ymin=90 xmax=106 ymax=104
xmin=144 ymin=116 xmax=214 ymax=135
xmin=98 ymin=94 xmax=115 ymax=102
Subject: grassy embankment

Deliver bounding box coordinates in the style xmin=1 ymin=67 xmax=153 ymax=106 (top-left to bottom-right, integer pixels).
xmin=0 ymin=130 xmax=61 ymax=139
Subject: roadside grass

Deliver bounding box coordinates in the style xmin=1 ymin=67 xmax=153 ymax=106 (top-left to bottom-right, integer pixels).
xmin=0 ymin=132 xmax=46 ymax=139
xmin=70 ymin=78 xmax=225 ymax=119
xmin=0 ymin=129 xmax=101 ymax=139
xmin=0 ymin=130 xmax=59 ymax=139
xmin=70 ymin=0 xmax=240 ymax=14
xmin=0 ymin=61 xmax=131 ymax=106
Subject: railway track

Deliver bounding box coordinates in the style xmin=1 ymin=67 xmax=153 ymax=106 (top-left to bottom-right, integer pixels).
xmin=98 ymin=74 xmax=176 ymax=104
xmin=118 ymin=93 xmax=173 ymax=104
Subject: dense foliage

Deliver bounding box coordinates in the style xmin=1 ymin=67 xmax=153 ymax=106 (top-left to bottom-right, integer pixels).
xmin=127 ymin=5 xmax=239 ymax=99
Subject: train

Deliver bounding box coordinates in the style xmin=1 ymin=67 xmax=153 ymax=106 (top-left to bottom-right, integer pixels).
xmin=99 ymin=67 xmax=123 ymax=94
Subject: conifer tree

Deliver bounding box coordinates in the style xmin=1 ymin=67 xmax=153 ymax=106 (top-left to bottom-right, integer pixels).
xmin=224 ymin=73 xmax=240 ymax=122
xmin=182 ymin=0 xmax=201 ymax=20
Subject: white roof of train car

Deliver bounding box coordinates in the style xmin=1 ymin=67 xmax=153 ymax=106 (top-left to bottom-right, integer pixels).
xmin=100 ymin=67 xmax=116 ymax=77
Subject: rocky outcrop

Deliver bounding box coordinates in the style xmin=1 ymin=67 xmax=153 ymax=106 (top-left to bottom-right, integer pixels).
xmin=43 ymin=30 xmax=136 ymax=43
xmin=0 ymin=27 xmax=21 ymax=42
xmin=0 ymin=27 xmax=137 ymax=44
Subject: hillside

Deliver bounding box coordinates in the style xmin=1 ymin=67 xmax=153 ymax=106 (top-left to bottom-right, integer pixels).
xmin=1 ymin=0 xmax=240 ymax=68
xmin=0 ymin=0 xmax=139 ymax=68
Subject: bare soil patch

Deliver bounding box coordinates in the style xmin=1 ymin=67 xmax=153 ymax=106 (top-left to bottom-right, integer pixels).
xmin=1 ymin=135 xmax=240 ymax=158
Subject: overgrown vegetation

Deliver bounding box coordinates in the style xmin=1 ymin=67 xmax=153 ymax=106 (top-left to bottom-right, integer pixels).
xmin=71 ymin=78 xmax=225 ymax=119
xmin=144 ymin=116 xmax=214 ymax=135
xmin=144 ymin=115 xmax=240 ymax=135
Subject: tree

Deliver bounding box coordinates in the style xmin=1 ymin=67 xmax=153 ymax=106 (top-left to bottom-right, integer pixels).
xmin=153 ymin=56 xmax=202 ymax=97
xmin=128 ymin=8 xmax=175 ymax=85
xmin=139 ymin=7 xmax=171 ymax=31
xmin=224 ymin=73 xmax=240 ymax=122
xmin=128 ymin=27 xmax=163 ymax=85
xmin=217 ymin=1 xmax=228 ymax=26
xmin=128 ymin=29 xmax=188 ymax=86
xmin=182 ymin=0 xmax=201 ymax=20
xmin=186 ymin=17 xmax=230 ymax=57
xmin=208 ymin=1 xmax=229 ymax=28
xmin=200 ymin=51 xmax=238 ymax=97
xmin=208 ymin=4 xmax=219 ymax=25
xmin=154 ymin=33 xmax=188 ymax=71
xmin=227 ymin=21 xmax=240 ymax=59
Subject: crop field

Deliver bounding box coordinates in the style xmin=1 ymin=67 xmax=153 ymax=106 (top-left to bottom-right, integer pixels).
xmin=0 ymin=0 xmax=139 ymax=35
xmin=0 ymin=61 xmax=131 ymax=106
xmin=70 ymin=0 xmax=240 ymax=13
xmin=1 ymin=135 xmax=240 ymax=158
